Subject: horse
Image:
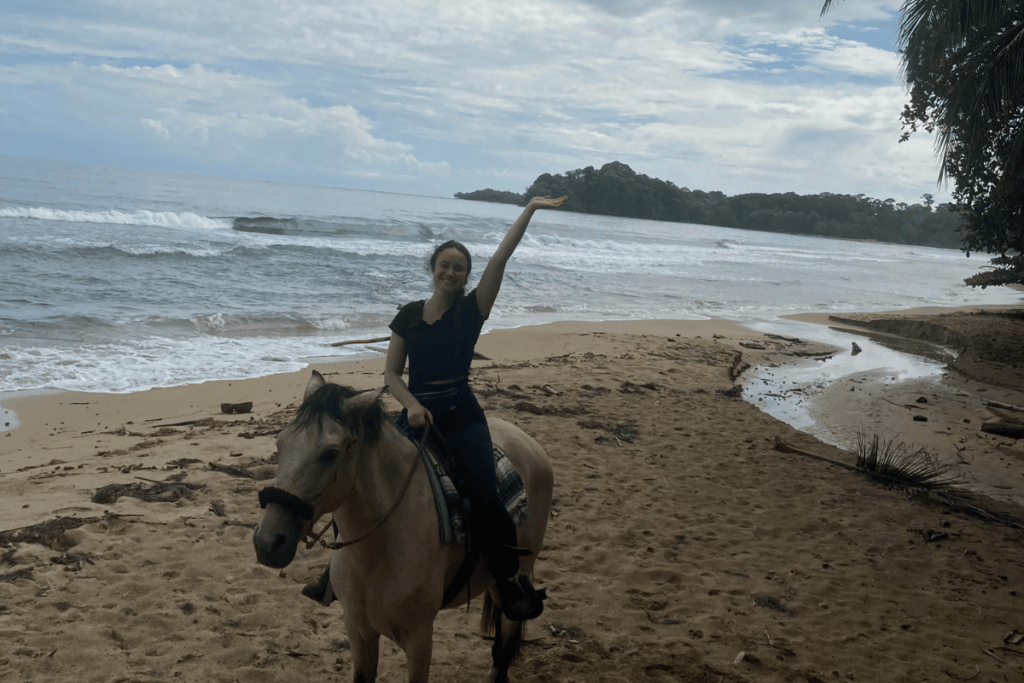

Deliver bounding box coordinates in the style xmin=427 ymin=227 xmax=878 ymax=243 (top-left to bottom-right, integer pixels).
xmin=252 ymin=370 xmax=554 ymax=683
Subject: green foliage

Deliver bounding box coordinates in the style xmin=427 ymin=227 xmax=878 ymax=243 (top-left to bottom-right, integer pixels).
xmin=456 ymin=161 xmax=963 ymax=249
xmin=453 ymin=188 xmax=526 ymax=205
xmin=825 ymin=0 xmax=1024 ymax=287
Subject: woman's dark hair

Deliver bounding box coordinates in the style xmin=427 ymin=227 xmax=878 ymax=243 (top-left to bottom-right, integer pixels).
xmin=426 ymin=240 xmax=472 ymax=278
xmin=425 ymin=240 xmax=473 ymax=350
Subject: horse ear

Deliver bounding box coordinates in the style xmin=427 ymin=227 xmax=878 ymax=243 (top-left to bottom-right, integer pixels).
xmin=304 ymin=370 xmax=327 ymax=400
xmin=342 ymin=387 xmax=385 ymax=414
xmin=341 ymin=387 xmax=386 ymax=444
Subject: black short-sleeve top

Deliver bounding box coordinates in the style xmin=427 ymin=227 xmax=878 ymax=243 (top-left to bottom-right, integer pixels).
xmin=389 ymin=289 xmax=488 ymax=393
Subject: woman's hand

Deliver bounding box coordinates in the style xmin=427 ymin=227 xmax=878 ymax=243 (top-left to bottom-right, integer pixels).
xmin=407 ymin=403 xmax=433 ymax=428
xmin=527 ymin=195 xmax=568 ymax=210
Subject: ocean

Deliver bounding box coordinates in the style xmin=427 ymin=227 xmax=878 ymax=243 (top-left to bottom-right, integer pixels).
xmin=2 ymin=155 xmax=1022 ymax=430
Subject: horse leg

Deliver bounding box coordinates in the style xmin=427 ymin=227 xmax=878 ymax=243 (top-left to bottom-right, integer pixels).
xmin=349 ymin=626 xmax=381 ymax=683
xmin=483 ymin=590 xmax=524 ymax=683
xmin=399 ymin=623 xmax=434 ymax=683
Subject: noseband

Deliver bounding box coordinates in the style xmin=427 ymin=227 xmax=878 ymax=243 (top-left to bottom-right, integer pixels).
xmin=258 ymin=486 xmax=315 ymax=521
xmin=257 ymin=425 xmax=431 ymax=550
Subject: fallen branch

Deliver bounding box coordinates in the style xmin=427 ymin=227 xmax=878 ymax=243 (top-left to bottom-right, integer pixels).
xmin=157 ymin=418 xmax=216 ymax=427
xmin=986 ymin=400 xmax=1024 ymax=413
xmin=981 ymin=421 xmax=1024 ymax=439
xmin=881 ymin=398 xmax=925 ymax=410
xmin=774 ymin=437 xmax=855 ymax=472
xmin=330 ymin=336 xmax=390 ymax=347
xmin=775 ymin=436 xmax=1024 ymax=529
xmin=329 ymin=336 xmax=490 ymax=361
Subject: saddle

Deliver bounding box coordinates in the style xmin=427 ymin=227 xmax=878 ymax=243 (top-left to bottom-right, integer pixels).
xmin=418 ymin=440 xmax=529 ymax=545
xmin=413 ymin=428 xmax=529 ymax=609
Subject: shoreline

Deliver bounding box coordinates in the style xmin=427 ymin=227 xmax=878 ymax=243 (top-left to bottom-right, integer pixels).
xmin=4 ymin=307 xmax=1024 ymax=527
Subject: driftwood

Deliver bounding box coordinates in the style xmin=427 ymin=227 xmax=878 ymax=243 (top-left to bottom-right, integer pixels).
xmin=157 ymin=418 xmax=215 ymax=427
xmin=774 ymin=438 xmax=856 ymax=472
xmin=330 ymin=336 xmax=390 ymax=347
xmin=981 ymin=421 xmax=1024 ymax=439
xmin=329 ymin=335 xmax=490 ymax=360
xmin=986 ymin=400 xmax=1024 ymax=413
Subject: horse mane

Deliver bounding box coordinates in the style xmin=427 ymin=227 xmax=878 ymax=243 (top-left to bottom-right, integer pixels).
xmin=292 ymin=383 xmax=388 ymax=447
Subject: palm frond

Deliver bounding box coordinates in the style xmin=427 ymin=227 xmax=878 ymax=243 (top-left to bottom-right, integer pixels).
xmin=819 ymin=0 xmax=844 ymax=17
xmin=776 ymin=433 xmax=1024 ymax=529
xmin=896 ymin=1 xmax=1024 ymax=176
xmin=854 ymin=433 xmax=961 ymax=490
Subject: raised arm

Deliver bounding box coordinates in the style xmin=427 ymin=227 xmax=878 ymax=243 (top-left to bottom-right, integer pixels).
xmin=475 ymin=195 xmax=567 ymax=317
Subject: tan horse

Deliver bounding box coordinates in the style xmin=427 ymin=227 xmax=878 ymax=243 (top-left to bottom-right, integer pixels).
xmin=253 ymin=371 xmax=553 ymax=683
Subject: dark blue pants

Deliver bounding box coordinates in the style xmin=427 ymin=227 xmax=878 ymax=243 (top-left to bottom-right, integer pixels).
xmin=400 ymin=382 xmax=520 ymax=578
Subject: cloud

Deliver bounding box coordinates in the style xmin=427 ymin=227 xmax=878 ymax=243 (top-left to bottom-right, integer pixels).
xmin=753 ymin=27 xmax=899 ymax=77
xmin=806 ymin=40 xmax=899 ymax=76
xmin=3 ymin=59 xmax=441 ymax=182
xmin=141 ymin=118 xmax=170 ymax=139
xmin=0 ymin=0 xmax=943 ymax=202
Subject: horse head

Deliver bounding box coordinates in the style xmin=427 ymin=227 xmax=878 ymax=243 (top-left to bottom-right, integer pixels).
xmin=253 ymin=370 xmax=385 ymax=568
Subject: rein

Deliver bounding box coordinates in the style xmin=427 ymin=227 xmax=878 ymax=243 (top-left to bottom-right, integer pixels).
xmin=276 ymin=425 xmax=431 ymax=551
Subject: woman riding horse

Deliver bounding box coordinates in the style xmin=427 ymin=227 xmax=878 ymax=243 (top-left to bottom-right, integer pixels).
xmin=306 ymin=194 xmax=567 ymax=621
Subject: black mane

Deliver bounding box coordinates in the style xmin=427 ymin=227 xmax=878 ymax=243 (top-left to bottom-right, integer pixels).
xmin=292 ymin=383 xmax=387 ymax=446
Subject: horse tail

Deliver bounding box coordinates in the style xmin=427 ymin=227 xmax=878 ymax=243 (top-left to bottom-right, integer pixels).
xmin=481 ymin=589 xmax=499 ymax=637
xmin=500 ymin=619 xmax=525 ymax=665
xmin=481 ymin=590 xmax=526 ymax=678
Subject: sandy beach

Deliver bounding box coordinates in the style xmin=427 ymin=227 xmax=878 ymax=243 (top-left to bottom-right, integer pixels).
xmin=2 ymin=309 xmax=1023 ymax=682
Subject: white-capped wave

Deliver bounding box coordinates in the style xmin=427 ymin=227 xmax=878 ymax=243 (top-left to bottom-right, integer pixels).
xmin=310 ymin=316 xmax=353 ymax=331
xmin=0 ymin=335 xmax=362 ymax=394
xmin=527 ymin=233 xmax=656 ymax=253
xmin=0 ymin=206 xmax=231 ymax=231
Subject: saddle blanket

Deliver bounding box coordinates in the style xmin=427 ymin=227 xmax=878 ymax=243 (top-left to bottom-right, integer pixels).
xmin=421 ymin=444 xmax=529 ymax=545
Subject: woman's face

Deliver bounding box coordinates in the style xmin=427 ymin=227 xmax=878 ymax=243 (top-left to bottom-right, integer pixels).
xmin=432 ymin=247 xmax=469 ymax=295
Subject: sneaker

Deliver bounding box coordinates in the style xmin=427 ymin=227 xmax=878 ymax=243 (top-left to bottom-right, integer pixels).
xmin=301 ymin=566 xmax=335 ymax=605
xmin=497 ymin=575 xmax=546 ymax=620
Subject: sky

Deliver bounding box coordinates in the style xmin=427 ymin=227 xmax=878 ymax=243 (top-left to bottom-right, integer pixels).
xmin=1 ymin=0 xmax=948 ymax=204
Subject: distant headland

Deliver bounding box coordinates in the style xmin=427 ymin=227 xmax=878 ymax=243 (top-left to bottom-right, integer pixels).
xmin=456 ymin=161 xmax=962 ymax=250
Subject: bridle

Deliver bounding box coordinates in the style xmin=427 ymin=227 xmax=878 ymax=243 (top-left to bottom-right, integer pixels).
xmin=257 ymin=425 xmax=431 ymax=551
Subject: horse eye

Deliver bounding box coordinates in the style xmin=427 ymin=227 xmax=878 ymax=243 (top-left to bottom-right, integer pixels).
xmin=319 ymin=447 xmax=341 ymax=463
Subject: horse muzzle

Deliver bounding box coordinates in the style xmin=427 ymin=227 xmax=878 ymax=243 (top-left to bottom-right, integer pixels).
xmin=253 ymin=487 xmax=316 ymax=568
xmin=253 ymin=510 xmax=308 ymax=568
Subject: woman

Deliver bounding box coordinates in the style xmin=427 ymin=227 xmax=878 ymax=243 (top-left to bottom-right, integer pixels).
xmin=385 ymin=195 xmax=567 ymax=621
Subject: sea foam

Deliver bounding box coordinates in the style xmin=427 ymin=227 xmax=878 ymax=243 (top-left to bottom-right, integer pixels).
xmin=0 ymin=206 xmax=231 ymax=231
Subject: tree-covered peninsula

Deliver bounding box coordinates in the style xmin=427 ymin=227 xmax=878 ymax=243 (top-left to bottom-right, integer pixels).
xmin=455 ymin=161 xmax=962 ymax=250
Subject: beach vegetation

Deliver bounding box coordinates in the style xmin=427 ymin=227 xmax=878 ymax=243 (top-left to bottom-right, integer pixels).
xmin=823 ymin=0 xmax=1024 ymax=287
xmin=778 ymin=434 xmax=1024 ymax=529
xmin=457 ymin=161 xmax=963 ymax=249
xmin=452 ymin=188 xmax=525 ymax=205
